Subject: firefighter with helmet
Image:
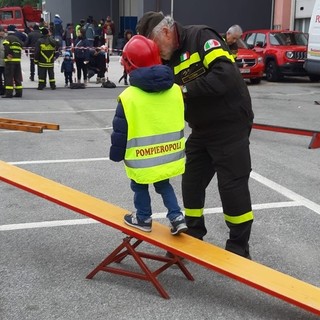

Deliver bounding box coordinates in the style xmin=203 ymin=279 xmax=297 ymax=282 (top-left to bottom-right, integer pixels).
xmin=109 ymin=35 xmax=188 ymax=235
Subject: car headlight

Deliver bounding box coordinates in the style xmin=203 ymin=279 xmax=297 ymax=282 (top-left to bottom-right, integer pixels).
xmin=286 ymin=51 xmax=294 ymax=59
xmin=258 ymin=57 xmax=263 ymax=63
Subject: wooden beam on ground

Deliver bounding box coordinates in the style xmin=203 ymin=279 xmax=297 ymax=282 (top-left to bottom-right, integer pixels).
xmin=252 ymin=123 xmax=320 ymax=149
xmin=0 ymin=118 xmax=59 ymax=133
xmin=0 ymin=160 xmax=319 ymax=316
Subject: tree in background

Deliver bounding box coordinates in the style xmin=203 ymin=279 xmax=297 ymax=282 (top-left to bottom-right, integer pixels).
xmin=0 ymin=0 xmax=39 ymax=7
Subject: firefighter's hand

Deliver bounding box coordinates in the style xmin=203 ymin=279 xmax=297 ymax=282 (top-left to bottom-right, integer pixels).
xmin=7 ymin=54 xmax=13 ymax=60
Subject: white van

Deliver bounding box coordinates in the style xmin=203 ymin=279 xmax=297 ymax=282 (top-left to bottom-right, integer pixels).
xmin=304 ymin=0 xmax=320 ymax=80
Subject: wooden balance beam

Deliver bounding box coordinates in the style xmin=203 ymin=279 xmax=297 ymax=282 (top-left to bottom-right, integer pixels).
xmin=0 ymin=160 xmax=319 ymax=316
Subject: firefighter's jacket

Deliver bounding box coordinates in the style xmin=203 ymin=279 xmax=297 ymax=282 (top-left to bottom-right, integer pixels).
xmin=34 ymin=35 xmax=58 ymax=68
xmin=3 ymin=33 xmax=23 ymax=63
xmin=167 ymin=23 xmax=254 ymax=144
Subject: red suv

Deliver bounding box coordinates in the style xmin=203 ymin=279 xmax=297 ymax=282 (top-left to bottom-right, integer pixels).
xmin=236 ymin=38 xmax=264 ymax=84
xmin=242 ymin=29 xmax=310 ymax=82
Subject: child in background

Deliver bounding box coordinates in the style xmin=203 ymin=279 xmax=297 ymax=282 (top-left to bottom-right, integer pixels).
xmin=61 ymin=51 xmax=74 ymax=87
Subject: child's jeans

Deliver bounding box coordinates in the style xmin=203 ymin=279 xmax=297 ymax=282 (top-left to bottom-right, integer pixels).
xmin=130 ymin=179 xmax=182 ymax=222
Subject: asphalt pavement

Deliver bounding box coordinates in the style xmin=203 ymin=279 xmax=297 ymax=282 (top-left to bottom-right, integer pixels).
xmin=0 ymin=54 xmax=320 ymax=320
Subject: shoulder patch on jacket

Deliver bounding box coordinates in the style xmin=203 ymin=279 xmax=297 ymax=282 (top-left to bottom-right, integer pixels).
xmin=204 ymin=39 xmax=221 ymax=51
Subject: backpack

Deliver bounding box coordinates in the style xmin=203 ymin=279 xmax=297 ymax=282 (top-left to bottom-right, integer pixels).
xmin=101 ymin=80 xmax=116 ymax=88
xmin=70 ymin=83 xmax=86 ymax=89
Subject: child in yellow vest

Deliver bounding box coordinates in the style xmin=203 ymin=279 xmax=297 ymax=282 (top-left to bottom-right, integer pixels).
xmin=109 ymin=35 xmax=187 ymax=235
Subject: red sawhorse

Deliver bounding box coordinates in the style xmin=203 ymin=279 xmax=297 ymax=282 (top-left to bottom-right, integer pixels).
xmin=86 ymin=235 xmax=194 ymax=299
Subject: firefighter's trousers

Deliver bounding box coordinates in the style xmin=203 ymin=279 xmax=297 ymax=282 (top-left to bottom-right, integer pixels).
xmin=38 ymin=66 xmax=56 ymax=89
xmin=182 ymin=134 xmax=254 ymax=258
xmin=4 ymin=62 xmax=23 ymax=97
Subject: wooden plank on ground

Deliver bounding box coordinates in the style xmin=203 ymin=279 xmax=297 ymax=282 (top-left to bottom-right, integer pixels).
xmin=0 ymin=118 xmax=59 ymax=133
xmin=0 ymin=160 xmax=319 ymax=316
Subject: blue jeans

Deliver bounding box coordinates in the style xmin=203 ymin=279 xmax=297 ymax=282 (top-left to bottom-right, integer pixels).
xmin=130 ymin=179 xmax=182 ymax=222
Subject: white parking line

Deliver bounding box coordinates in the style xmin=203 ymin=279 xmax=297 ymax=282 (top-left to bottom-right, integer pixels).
xmin=0 ymin=201 xmax=302 ymax=231
xmin=251 ymin=172 xmax=320 ymax=215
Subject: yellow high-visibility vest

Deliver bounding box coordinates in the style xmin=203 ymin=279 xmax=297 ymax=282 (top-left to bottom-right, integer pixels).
xmin=120 ymin=84 xmax=185 ymax=184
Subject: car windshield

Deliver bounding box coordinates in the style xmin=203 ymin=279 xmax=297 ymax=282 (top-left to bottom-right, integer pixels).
xmin=237 ymin=38 xmax=249 ymax=49
xmin=269 ymin=32 xmax=308 ymax=46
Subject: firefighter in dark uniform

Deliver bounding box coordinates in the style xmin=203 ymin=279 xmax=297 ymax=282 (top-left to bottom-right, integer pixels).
xmin=2 ymin=24 xmax=23 ymax=98
xmin=137 ymin=12 xmax=254 ymax=259
xmin=34 ymin=27 xmax=58 ymax=90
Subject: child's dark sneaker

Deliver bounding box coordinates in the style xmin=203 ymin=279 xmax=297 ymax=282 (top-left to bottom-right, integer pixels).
xmin=170 ymin=215 xmax=188 ymax=235
xmin=124 ymin=212 xmax=152 ymax=232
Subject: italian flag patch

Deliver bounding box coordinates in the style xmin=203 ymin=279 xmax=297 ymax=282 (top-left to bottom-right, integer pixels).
xmin=180 ymin=52 xmax=190 ymax=62
xmin=204 ymin=39 xmax=221 ymax=51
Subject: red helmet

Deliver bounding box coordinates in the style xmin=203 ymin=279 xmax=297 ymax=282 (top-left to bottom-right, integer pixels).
xmin=121 ymin=35 xmax=161 ymax=73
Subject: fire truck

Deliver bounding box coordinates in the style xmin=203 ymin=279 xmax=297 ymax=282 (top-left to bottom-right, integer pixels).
xmin=0 ymin=5 xmax=42 ymax=31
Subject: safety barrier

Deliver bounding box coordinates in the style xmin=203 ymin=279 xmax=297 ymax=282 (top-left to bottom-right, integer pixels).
xmin=0 ymin=160 xmax=319 ymax=316
xmin=253 ymin=123 xmax=320 ymax=149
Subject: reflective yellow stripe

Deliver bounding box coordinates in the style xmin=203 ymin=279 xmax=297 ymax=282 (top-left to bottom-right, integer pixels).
xmin=203 ymin=48 xmax=235 ymax=68
xmin=15 ymin=86 xmax=23 ymax=89
xmin=11 ymin=46 xmax=22 ymax=51
xmin=224 ymin=211 xmax=254 ymax=224
xmin=185 ymin=208 xmax=204 ymax=217
xmin=174 ymin=52 xmax=201 ymax=75
xmin=5 ymin=86 xmax=14 ymax=89
xmin=4 ymin=59 xmax=21 ymax=62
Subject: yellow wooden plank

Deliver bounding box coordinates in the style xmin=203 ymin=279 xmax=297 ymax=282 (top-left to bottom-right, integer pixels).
xmin=0 ymin=160 xmax=319 ymax=315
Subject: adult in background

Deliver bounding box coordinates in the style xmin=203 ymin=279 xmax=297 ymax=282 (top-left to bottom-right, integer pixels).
xmin=137 ymin=12 xmax=254 ymax=259
xmin=223 ymin=24 xmax=243 ymax=58
xmin=103 ymin=16 xmax=115 ymax=54
xmin=84 ymin=16 xmax=95 ymax=47
xmin=53 ymin=14 xmax=64 ymax=50
xmin=0 ymin=25 xmax=5 ymax=95
xmin=2 ymin=25 xmax=23 ymax=98
xmin=64 ymin=23 xmax=75 ymax=48
xmin=34 ymin=27 xmax=59 ymax=90
xmin=24 ymin=24 xmax=42 ymax=81
xmin=74 ymin=29 xmax=90 ymax=85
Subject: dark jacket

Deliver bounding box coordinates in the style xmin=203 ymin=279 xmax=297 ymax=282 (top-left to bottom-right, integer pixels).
xmin=3 ymin=33 xmax=23 ymax=62
xmin=24 ymin=30 xmax=42 ymax=50
xmin=61 ymin=57 xmax=74 ymax=73
xmin=168 ymin=23 xmax=253 ymax=143
xmin=74 ymin=37 xmax=90 ymax=60
xmin=109 ymin=65 xmax=175 ymax=162
xmin=34 ymin=35 xmax=58 ymax=67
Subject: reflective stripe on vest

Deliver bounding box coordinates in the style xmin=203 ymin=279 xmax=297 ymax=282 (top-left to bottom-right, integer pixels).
xmin=120 ymin=84 xmax=185 ymax=184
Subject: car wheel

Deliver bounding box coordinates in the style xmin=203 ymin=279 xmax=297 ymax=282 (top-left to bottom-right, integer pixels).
xmin=265 ymin=61 xmax=280 ymax=82
xmin=250 ymin=78 xmax=261 ymax=84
